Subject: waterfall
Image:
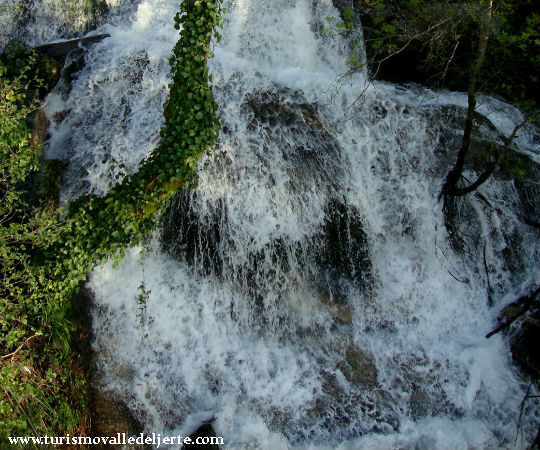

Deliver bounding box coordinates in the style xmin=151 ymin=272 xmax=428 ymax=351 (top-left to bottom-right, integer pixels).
xmin=36 ymin=0 xmax=540 ymax=448
xmin=0 ymin=0 xmax=139 ymax=48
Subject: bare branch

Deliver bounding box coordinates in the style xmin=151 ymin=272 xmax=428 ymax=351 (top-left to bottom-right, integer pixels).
xmin=486 ymin=286 xmax=540 ymax=338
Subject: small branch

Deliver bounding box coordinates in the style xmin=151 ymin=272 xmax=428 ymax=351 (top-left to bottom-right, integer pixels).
xmin=502 ymin=114 xmax=536 ymax=148
xmin=483 ymin=243 xmax=493 ymax=306
xmin=515 ymin=383 xmax=533 ymax=446
xmin=447 ymin=269 xmax=470 ymax=284
xmin=451 ymin=161 xmax=497 ymax=197
xmin=437 ymin=246 xmax=470 ymax=283
xmin=439 ymin=39 xmax=459 ymax=86
xmin=1 ymin=334 xmax=40 ymax=360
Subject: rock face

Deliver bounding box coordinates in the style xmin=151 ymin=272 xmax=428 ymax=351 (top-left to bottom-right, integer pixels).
xmin=1 ymin=34 xmax=110 ymax=100
xmin=163 ymin=89 xmax=371 ymax=294
xmin=426 ymin=105 xmax=540 ymax=183
xmin=20 ymin=159 xmax=62 ymax=211
xmin=416 ymin=102 xmax=540 ymax=297
xmin=2 ymin=34 xmax=113 ymax=214
xmin=510 ymin=310 xmax=540 ymax=382
xmin=337 ymin=341 xmax=378 ymax=388
xmin=496 ymin=296 xmax=540 ymax=384
xmin=4 ymin=0 xmax=110 ymax=46
xmin=28 ymin=107 xmax=48 ymax=152
xmin=90 ymin=391 xmax=148 ymax=450
xmin=72 ymin=285 xmax=148 ymax=450
xmin=315 ymin=198 xmax=371 ymax=299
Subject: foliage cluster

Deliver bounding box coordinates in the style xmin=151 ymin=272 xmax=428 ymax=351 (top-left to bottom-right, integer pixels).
xmin=1 ymin=62 xmax=88 ymax=445
xmin=58 ymin=0 xmax=223 ymax=267
xmin=347 ymin=0 xmax=539 ymax=113
xmin=1 ymin=0 xmax=223 ymax=445
xmin=328 ymin=0 xmax=538 ymax=199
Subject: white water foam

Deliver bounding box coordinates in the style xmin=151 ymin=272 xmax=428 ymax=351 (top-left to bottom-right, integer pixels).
xmin=41 ymin=0 xmax=540 ymax=448
xmin=0 ymin=0 xmax=140 ymax=48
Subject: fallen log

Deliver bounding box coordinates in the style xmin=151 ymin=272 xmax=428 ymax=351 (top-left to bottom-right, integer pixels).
xmin=34 ymin=33 xmax=110 ymax=59
xmin=486 ymin=286 xmax=540 ymax=338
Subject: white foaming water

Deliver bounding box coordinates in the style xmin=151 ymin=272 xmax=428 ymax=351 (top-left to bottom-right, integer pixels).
xmin=0 ymin=0 xmax=140 ymax=48
xmin=42 ymin=0 xmax=539 ymax=448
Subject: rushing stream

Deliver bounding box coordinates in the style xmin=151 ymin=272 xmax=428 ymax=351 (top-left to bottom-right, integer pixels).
xmin=6 ymin=0 xmax=540 ymax=447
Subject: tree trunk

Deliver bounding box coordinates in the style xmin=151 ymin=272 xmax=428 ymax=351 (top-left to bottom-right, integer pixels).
xmin=441 ymin=0 xmax=494 ymax=200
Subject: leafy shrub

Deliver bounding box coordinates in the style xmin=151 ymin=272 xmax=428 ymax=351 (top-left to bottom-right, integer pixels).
xmin=1 ymin=1 xmax=223 ymax=444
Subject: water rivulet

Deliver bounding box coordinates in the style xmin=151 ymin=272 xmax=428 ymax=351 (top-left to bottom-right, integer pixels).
xmin=37 ymin=0 xmax=540 ymax=448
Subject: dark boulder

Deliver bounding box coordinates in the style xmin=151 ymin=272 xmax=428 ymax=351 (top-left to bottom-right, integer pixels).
xmin=90 ymin=390 xmax=148 ymax=450
xmin=161 ymin=190 xmax=224 ymax=276
xmin=72 ymin=285 xmax=149 ymax=450
xmin=496 ymin=299 xmax=540 ymax=384
xmin=182 ymin=422 xmax=221 ymax=450
xmin=312 ymin=197 xmax=371 ymax=302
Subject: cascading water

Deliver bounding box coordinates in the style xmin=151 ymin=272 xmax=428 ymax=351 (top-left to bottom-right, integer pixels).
xmin=35 ymin=0 xmax=540 ymax=447
xmin=0 ymin=0 xmax=139 ymax=48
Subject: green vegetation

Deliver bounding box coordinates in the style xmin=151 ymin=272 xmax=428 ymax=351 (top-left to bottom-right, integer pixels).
xmin=1 ymin=59 xmax=88 ymax=445
xmin=335 ymin=1 xmax=539 ymax=199
xmin=353 ymin=0 xmax=539 ymax=113
xmin=1 ymin=0 xmax=222 ymax=445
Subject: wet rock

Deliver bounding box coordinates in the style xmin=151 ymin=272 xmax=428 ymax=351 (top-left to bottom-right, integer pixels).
xmin=60 ymin=48 xmax=86 ymax=95
xmin=425 ymin=100 xmax=540 ymax=184
xmin=52 ymin=108 xmax=73 ymax=124
xmin=28 ymin=107 xmax=48 ymax=152
xmin=511 ymin=317 xmax=540 ymax=383
xmin=163 ymin=89 xmax=346 ymax=283
xmin=337 ymin=342 xmax=378 ymax=388
xmin=430 ymin=105 xmax=514 ymax=174
xmin=1 ymin=38 xmax=32 ymax=62
xmin=2 ymin=34 xmax=109 ymax=101
xmin=38 ymin=54 xmax=62 ymax=93
xmin=306 ymin=366 xmax=396 ymax=441
xmin=246 ymin=89 xmax=324 ymax=130
xmin=90 ymin=390 xmax=147 ymax=450
xmin=498 ymin=301 xmax=540 ymax=383
xmin=514 ymin=179 xmax=540 ymax=227
xmin=320 ymin=295 xmax=353 ymax=326
xmin=1 ymin=38 xmax=61 ymax=97
xmin=409 ymin=387 xmax=433 ymax=421
xmin=72 ymin=285 xmax=148 ymax=450
xmin=161 ymin=190 xmax=224 ymax=276
xmin=244 ymin=89 xmax=343 ymax=190
xmin=314 ymin=197 xmax=371 ymax=300
xmin=36 ymin=34 xmax=110 ymax=96
xmin=428 ymin=103 xmax=539 ymax=288
xmin=182 ymin=423 xmax=220 ymax=450
xmin=14 ymin=0 xmax=109 ymax=41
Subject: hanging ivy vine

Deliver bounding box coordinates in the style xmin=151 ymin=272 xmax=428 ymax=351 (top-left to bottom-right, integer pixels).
xmin=2 ymin=1 xmax=223 ymax=438
xmin=40 ymin=0 xmax=223 ymax=279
